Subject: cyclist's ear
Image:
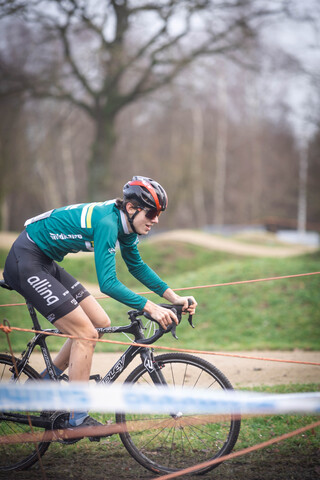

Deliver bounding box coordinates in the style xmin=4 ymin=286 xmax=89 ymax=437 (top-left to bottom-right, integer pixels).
xmin=125 ymin=202 xmax=136 ymax=215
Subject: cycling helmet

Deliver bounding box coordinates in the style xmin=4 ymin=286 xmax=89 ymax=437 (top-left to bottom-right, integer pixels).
xmin=123 ymin=176 xmax=168 ymax=213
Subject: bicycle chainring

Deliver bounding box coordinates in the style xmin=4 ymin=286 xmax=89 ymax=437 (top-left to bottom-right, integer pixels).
xmin=51 ymin=412 xmax=81 ymax=444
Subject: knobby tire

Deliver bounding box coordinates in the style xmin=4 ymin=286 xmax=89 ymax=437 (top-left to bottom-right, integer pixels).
xmin=0 ymin=353 xmax=51 ymax=471
xmin=116 ymin=353 xmax=241 ymax=475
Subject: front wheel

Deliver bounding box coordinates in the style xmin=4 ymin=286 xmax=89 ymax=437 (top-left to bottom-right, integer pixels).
xmin=116 ymin=353 xmax=241 ymax=475
xmin=0 ymin=354 xmax=51 ymax=471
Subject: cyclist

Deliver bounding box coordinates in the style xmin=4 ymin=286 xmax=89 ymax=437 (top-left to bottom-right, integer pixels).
xmin=3 ymin=176 xmax=197 ymax=431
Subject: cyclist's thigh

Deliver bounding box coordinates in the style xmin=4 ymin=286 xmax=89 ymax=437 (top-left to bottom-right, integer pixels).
xmin=54 ymin=265 xmax=110 ymax=327
xmin=19 ymin=268 xmax=84 ymax=324
xmin=53 ymin=263 xmax=91 ymax=303
xmin=77 ymin=295 xmax=111 ymax=328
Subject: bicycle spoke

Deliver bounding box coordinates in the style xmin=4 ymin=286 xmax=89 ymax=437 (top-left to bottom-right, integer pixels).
xmin=184 ymin=423 xmax=226 ymax=448
xmin=167 ymin=424 xmax=177 ymax=466
xmin=192 ymin=368 xmax=204 ymax=389
xmin=138 ymin=422 xmax=174 ymax=452
xmin=182 ymin=363 xmax=188 ymax=387
xmin=169 ymin=362 xmax=175 ymax=387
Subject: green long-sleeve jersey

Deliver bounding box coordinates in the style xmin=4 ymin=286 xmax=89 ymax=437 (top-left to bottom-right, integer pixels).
xmin=25 ymin=201 xmax=169 ymax=310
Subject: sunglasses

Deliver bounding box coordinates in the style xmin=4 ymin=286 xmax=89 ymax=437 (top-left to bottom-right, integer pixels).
xmin=138 ymin=207 xmax=161 ymax=220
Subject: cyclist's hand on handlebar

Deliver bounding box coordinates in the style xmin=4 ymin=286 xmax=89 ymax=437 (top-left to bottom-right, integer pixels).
xmin=162 ymin=289 xmax=197 ymax=315
xmin=143 ymin=300 xmax=178 ymax=330
xmin=171 ymin=295 xmax=197 ymax=315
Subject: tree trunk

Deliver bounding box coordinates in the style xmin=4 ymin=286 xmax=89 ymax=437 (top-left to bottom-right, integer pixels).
xmin=191 ymin=104 xmax=207 ymax=227
xmin=248 ymin=81 xmax=262 ymax=223
xmin=214 ymin=70 xmax=228 ymax=226
xmin=297 ymin=143 xmax=308 ymax=234
xmin=61 ymin=122 xmax=77 ymax=205
xmin=88 ymin=115 xmax=117 ymax=201
xmin=0 ymin=197 xmax=9 ymax=231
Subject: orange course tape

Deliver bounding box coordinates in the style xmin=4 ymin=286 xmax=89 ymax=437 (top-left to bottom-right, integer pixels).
xmin=1 ymin=271 xmax=319 ymax=307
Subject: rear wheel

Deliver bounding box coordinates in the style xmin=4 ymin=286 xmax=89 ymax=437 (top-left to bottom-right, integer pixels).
xmin=116 ymin=353 xmax=241 ymax=475
xmin=0 ymin=354 xmax=51 ymax=471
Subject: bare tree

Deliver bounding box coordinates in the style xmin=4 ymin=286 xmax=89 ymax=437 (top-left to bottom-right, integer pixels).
xmin=191 ymin=103 xmax=207 ymax=227
xmin=297 ymin=141 xmax=308 ymax=234
xmin=213 ymin=67 xmax=228 ymax=226
xmin=0 ymin=0 xmax=288 ymax=200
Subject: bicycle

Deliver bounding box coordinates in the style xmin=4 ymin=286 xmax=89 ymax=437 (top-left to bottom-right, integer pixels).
xmin=0 ymin=279 xmax=241 ymax=475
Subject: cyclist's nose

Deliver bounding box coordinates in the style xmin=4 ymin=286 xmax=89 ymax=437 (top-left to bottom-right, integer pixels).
xmin=151 ymin=215 xmax=159 ymax=224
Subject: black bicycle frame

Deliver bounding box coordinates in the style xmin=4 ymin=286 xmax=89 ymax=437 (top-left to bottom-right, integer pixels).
xmin=0 ymin=412 xmax=52 ymax=429
xmin=96 ymin=319 xmax=166 ymax=386
xmin=6 ymin=303 xmax=165 ymax=392
xmin=2 ymin=306 xmax=168 ymax=427
xmin=12 ymin=302 xmax=61 ymax=382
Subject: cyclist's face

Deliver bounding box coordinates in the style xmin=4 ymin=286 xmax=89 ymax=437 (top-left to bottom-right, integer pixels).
xmin=134 ymin=208 xmax=160 ymax=235
xmin=127 ymin=204 xmax=159 ymax=235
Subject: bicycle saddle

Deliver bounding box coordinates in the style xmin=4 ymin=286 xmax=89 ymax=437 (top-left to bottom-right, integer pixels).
xmin=0 ymin=279 xmax=12 ymax=290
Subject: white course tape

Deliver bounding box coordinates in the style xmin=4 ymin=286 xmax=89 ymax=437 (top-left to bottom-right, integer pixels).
xmin=0 ymin=383 xmax=320 ymax=415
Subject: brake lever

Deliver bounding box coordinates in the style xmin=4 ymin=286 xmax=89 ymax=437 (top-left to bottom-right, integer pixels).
xmin=188 ymin=314 xmax=195 ymax=329
xmin=142 ymin=304 xmax=187 ymax=340
xmin=170 ymin=322 xmax=178 ymax=340
xmin=169 ymin=313 xmax=194 ymax=335
xmin=187 ymin=298 xmax=195 ymax=329
xmin=165 ymin=302 xmax=195 ymax=338
xmin=164 ymin=307 xmax=179 ymax=340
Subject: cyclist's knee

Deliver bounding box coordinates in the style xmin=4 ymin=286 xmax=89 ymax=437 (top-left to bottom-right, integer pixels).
xmin=79 ymin=295 xmax=111 ymax=328
xmin=103 ymin=315 xmax=111 ymax=328
xmin=78 ymin=325 xmax=98 ymax=342
xmin=54 ymin=308 xmax=99 ymax=346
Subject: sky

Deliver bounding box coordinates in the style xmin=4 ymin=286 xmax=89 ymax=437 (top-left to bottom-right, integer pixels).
xmin=262 ymin=1 xmax=320 ymax=141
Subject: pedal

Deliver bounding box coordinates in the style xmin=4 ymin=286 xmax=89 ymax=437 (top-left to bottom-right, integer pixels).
xmin=51 ymin=412 xmax=81 ymax=444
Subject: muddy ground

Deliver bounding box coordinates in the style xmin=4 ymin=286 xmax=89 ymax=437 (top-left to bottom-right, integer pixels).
xmin=1 ymin=430 xmax=319 ymax=480
xmin=1 ymin=350 xmax=319 ymax=480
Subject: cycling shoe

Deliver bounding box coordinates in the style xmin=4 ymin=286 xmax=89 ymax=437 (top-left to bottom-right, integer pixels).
xmin=67 ymin=415 xmax=104 ymax=442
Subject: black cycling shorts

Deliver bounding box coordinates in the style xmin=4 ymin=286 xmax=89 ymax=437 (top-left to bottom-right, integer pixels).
xmin=3 ymin=230 xmax=90 ymax=323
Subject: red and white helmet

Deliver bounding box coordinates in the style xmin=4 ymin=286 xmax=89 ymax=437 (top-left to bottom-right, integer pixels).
xmin=123 ymin=176 xmax=168 ymax=214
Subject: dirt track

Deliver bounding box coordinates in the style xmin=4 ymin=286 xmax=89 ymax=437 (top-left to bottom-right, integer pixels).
xmin=28 ymin=350 xmax=320 ymax=388
xmin=147 ymin=229 xmax=318 ymax=257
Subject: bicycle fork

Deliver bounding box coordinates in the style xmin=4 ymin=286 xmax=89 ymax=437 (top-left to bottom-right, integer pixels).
xmin=139 ymin=349 xmax=182 ymax=419
xmin=139 ymin=348 xmax=165 ymax=384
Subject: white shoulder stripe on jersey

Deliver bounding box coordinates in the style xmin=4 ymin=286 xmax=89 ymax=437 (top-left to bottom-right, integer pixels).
xmin=24 ymin=209 xmax=54 ymax=227
xmin=81 ymin=200 xmax=116 ymax=228
xmin=80 ymin=203 xmax=92 ymax=228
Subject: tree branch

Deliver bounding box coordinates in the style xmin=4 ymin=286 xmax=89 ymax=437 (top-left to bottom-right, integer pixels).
xmin=57 ymin=21 xmax=97 ymax=98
